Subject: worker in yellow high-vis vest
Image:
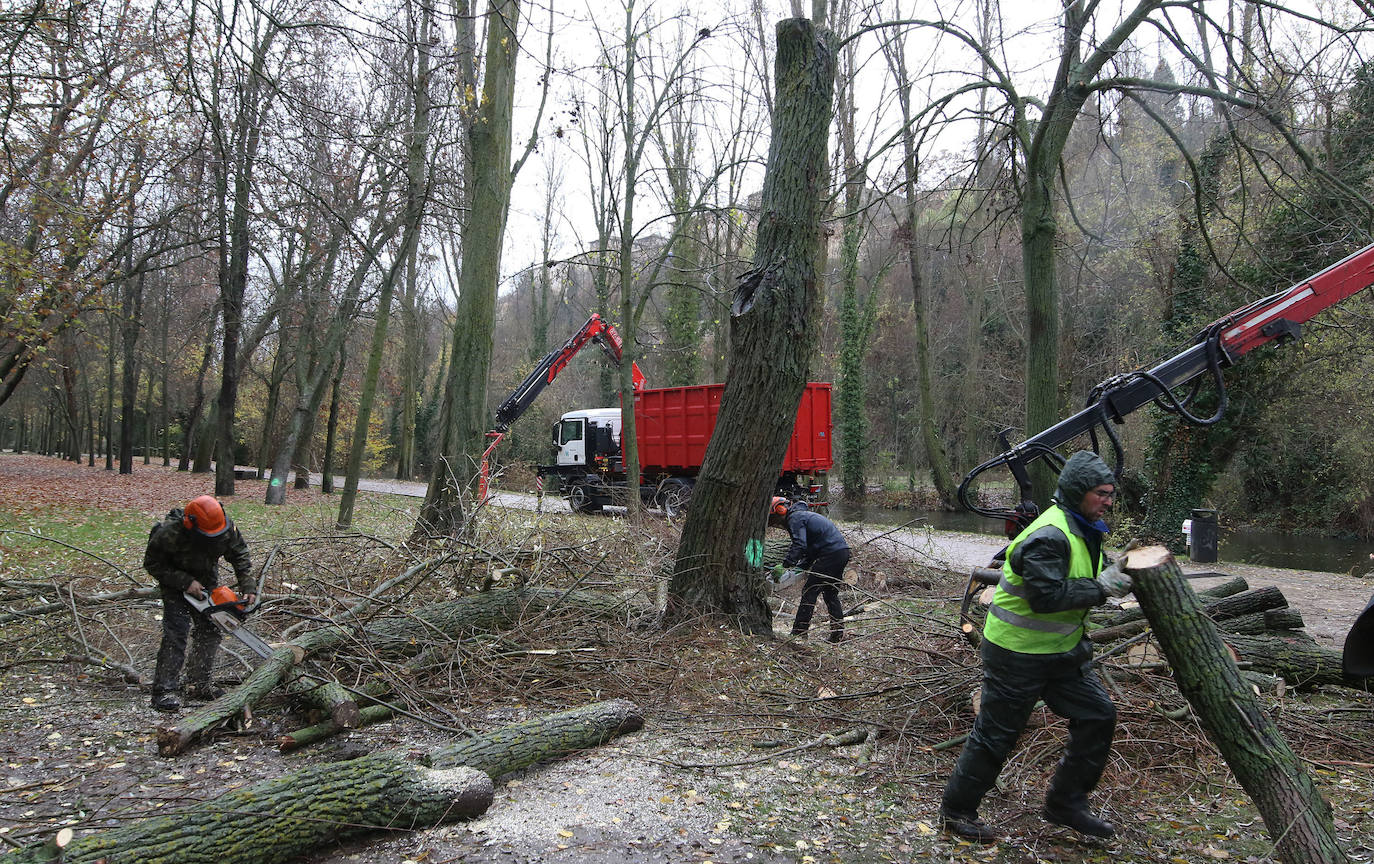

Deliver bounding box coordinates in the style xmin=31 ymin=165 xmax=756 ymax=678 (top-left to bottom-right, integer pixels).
xmin=940 ymin=451 xmax=1133 ymax=843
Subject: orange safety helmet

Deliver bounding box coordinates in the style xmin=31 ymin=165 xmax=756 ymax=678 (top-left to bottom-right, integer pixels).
xmin=770 ymin=496 xmax=790 ymax=518
xmin=183 ymin=495 xmax=228 ymax=537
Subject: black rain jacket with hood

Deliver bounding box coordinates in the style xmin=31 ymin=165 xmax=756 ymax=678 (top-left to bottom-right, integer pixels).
xmin=1006 ymin=451 xmax=1116 ymax=614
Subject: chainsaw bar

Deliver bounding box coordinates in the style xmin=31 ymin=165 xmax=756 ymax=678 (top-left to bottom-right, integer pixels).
xmin=184 ymin=592 xmax=274 ymax=659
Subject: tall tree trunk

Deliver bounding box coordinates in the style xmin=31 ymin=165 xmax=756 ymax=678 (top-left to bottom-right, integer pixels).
xmin=256 ymin=340 xmax=290 ymax=478
xmin=159 ymin=279 xmax=170 ymax=466
xmin=668 ymin=17 xmax=835 ymax=634
xmin=336 ymin=273 xmax=398 ymax=525
xmin=59 ymin=340 xmax=81 ymax=461
xmin=103 ymin=309 xmax=115 ymax=470
xmin=395 ymin=243 xmax=419 ymax=481
xmin=835 ymin=39 xmax=872 ymax=505
xmin=320 ymin=346 xmax=346 ymax=494
xmin=615 ymin=0 xmax=644 ymax=520
xmin=1018 ymin=0 xmax=1161 ymax=503
xmin=885 ymin=41 xmax=955 ymax=505
xmin=117 ymin=266 xmax=144 ymax=474
xmin=211 ymin=24 xmax=279 ymax=497
xmin=340 ymin=0 xmax=439 ymax=526
xmin=180 ymin=313 xmax=217 ymax=473
xmin=417 ymin=0 xmax=521 ymax=536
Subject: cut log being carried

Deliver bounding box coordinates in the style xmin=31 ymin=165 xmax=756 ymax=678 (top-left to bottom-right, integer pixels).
xmin=1123 ymin=545 xmax=1348 ymax=864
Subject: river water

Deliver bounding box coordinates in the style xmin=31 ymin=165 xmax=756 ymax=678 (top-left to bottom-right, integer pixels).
xmin=825 ymin=502 xmax=1374 ymax=575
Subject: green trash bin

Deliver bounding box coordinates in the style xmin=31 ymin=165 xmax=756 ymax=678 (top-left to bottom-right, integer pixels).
xmin=1190 ymin=508 xmax=1218 ymax=563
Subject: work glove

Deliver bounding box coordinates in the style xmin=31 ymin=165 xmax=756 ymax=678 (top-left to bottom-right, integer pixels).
xmin=770 ymin=564 xmax=785 ymax=583
xmin=1096 ymin=561 xmax=1132 ymax=598
xmin=777 ymin=568 xmax=804 ymax=589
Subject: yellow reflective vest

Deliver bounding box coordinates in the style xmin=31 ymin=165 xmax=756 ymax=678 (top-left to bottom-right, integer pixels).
xmin=984 ymin=505 xmax=1101 ymax=654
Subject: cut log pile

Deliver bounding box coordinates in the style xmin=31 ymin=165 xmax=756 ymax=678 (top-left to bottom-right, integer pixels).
xmin=1093 ymin=570 xmax=1361 ymax=690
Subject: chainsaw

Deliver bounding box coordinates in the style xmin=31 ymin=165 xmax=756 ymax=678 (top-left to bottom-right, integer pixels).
xmin=184 ymin=586 xmax=273 ymax=659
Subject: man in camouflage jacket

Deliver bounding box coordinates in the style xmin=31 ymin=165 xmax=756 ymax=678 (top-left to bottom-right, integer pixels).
xmin=144 ymin=495 xmax=256 ymax=712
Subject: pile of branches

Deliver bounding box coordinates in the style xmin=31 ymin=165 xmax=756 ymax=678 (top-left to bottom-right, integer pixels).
xmin=4 ymin=518 xmax=1373 ymax=825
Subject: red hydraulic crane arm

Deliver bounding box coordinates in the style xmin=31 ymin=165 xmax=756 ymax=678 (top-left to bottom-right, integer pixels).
xmin=545 ymin=314 xmax=646 ymax=390
xmin=492 ymin=313 xmax=645 ymax=434
xmin=958 ymin=240 xmax=1374 ymax=533
xmin=480 ymin=313 xmax=646 ymax=504
xmin=1216 ymin=242 xmax=1374 ymax=358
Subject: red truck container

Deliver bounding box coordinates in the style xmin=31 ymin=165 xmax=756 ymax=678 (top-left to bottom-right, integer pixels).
xmin=634 ymin=382 xmax=833 ymax=474
xmin=539 ymin=382 xmax=832 ymax=514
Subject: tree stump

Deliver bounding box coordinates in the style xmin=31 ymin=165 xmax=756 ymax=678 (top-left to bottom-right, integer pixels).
xmin=1124 ymin=545 xmax=1348 ymax=864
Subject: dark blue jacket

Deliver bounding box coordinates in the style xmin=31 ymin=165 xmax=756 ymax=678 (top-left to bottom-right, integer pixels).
xmin=782 ymin=506 xmax=849 ymax=567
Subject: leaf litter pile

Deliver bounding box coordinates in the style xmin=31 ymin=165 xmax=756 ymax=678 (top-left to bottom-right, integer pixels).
xmin=1 ymin=453 xmax=1372 ymax=864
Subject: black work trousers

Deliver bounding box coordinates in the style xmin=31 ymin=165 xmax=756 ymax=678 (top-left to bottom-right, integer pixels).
xmin=153 ymin=587 xmax=222 ymax=695
xmin=791 ymin=549 xmax=850 ymax=640
xmin=942 ymin=637 xmax=1116 ymax=816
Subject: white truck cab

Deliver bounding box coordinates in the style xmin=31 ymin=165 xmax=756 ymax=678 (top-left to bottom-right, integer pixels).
xmin=552 ymin=408 xmax=621 ymax=467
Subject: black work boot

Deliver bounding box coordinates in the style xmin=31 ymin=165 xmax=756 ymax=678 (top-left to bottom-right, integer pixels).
xmin=939 ymin=808 xmax=1000 ymax=842
xmin=1042 ymin=803 xmax=1115 ymax=839
xmin=151 ymin=690 xmax=182 ymax=713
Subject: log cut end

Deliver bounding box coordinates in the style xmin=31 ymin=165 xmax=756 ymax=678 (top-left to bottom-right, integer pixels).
xmin=421 ymin=766 xmax=495 ymax=820
xmin=1123 ymin=545 xmax=1173 ymax=571
xmin=156 ymin=725 xmax=195 ymax=757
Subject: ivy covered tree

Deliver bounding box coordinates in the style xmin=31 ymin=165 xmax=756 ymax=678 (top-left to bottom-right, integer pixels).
xmin=1141 ymin=64 xmax=1374 ymax=546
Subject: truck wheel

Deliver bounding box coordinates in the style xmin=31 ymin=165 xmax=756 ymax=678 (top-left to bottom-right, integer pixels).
xmin=658 ymin=479 xmax=694 ymax=518
xmin=568 ymin=485 xmax=602 ymax=514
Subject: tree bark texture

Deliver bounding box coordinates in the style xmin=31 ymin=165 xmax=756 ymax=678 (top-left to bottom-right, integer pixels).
xmin=6 ymin=761 xmax=492 ymax=864
xmin=1215 ymin=608 xmax=1305 ymax=635
xmin=15 ymin=700 xmax=644 ymax=864
xmin=419 ymin=0 xmax=521 ymax=536
xmin=1126 ymin=546 xmax=1348 ymax=864
xmin=669 ymin=17 xmax=836 ymax=635
xmin=1220 ymin=632 xmax=1359 ymax=689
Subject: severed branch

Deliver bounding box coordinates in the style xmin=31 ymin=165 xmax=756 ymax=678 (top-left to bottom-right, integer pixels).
xmin=157 ymin=586 xmax=642 ymax=756
xmin=0 ymin=585 xmax=160 ymax=625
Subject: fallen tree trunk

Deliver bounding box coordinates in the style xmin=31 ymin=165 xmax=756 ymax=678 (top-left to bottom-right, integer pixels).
xmin=7 ymin=759 xmax=493 ymax=864
xmin=16 ymin=699 xmax=644 ymax=864
xmin=1219 ymin=632 xmax=1361 ymax=689
xmin=158 ymin=586 xmax=634 ymax=756
xmin=1216 ymin=608 xmax=1305 ymax=636
xmin=1125 ymin=546 xmax=1348 ymax=864
xmin=1203 ymin=586 xmax=1289 ymax=622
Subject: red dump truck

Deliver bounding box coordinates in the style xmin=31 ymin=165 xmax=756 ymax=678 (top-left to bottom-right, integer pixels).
xmin=538 ymin=382 xmax=833 ymax=514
